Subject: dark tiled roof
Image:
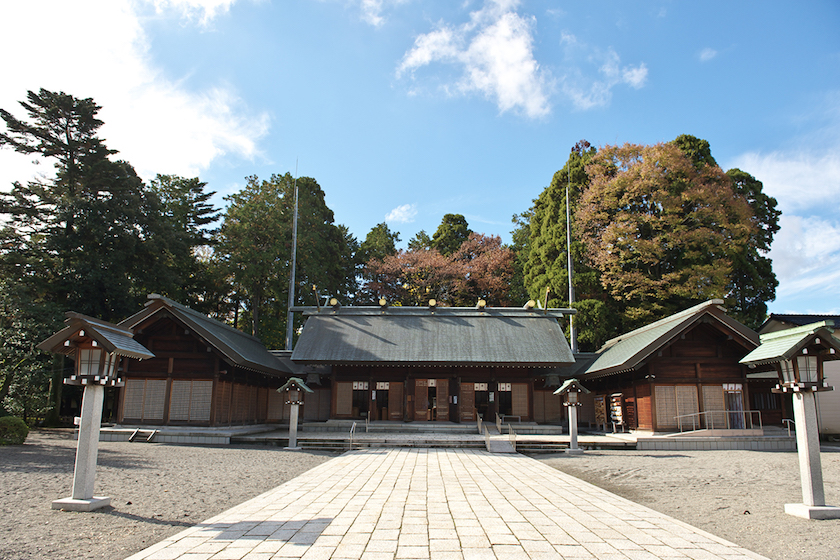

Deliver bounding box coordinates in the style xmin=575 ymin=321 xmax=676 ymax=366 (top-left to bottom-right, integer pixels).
xmin=290 ymin=307 xmax=574 ymax=367
xmin=759 ymin=314 xmax=840 ymax=334
xmin=119 ymin=295 xmax=290 ymax=376
xmin=584 ymin=300 xmax=759 ymax=379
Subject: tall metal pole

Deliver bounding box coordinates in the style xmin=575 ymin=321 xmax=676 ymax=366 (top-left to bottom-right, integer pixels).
xmin=285 ymin=161 xmax=299 ymax=351
xmin=566 ymin=162 xmax=578 ymax=353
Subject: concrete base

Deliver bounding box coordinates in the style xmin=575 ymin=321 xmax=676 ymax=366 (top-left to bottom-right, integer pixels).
xmin=785 ymin=503 xmax=840 ymax=520
xmin=565 ymin=448 xmax=584 ymax=455
xmin=284 ymin=446 xmax=302 ymax=451
xmin=51 ymin=496 xmax=111 ymax=512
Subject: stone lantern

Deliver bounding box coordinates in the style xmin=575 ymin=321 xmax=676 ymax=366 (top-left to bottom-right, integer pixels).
xmin=740 ymin=320 xmax=840 ymax=519
xmin=554 ymin=378 xmax=590 ymax=455
xmin=276 ymin=377 xmax=313 ymax=450
xmin=38 ymin=313 xmax=153 ymax=511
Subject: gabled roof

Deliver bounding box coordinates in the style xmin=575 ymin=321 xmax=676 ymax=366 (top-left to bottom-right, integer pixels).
xmin=758 ymin=313 xmax=840 ymax=334
xmin=741 ymin=320 xmax=840 ymax=368
xmin=38 ymin=312 xmax=154 ymax=360
xmin=119 ymin=295 xmax=290 ymax=377
xmin=290 ymin=306 xmax=575 ymax=367
xmin=583 ymin=300 xmax=759 ymax=379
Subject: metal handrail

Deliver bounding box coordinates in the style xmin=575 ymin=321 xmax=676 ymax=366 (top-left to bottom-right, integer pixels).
xmin=365 ymin=411 xmax=369 ymax=433
xmin=782 ymin=418 xmax=795 ymax=437
xmin=674 ymin=410 xmax=763 ymax=432
xmin=349 ymin=421 xmax=356 ymax=450
xmin=496 ymin=413 xmax=502 ymax=434
xmin=508 ymin=424 xmax=516 ymax=452
xmin=476 ymin=413 xmax=483 ymax=435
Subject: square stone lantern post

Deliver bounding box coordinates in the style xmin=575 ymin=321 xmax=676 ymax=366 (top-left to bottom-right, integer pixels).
xmin=277 ymin=377 xmax=313 ymax=450
xmin=740 ymin=320 xmax=840 ymax=520
xmin=554 ymin=379 xmax=590 ymax=455
xmin=38 ymin=313 xmax=153 ymax=512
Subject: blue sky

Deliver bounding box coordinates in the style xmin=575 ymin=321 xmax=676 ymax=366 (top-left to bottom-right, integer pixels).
xmin=1 ymin=0 xmax=839 ymax=315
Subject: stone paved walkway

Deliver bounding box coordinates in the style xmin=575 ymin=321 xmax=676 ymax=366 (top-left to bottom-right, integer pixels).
xmin=125 ymin=449 xmax=768 ymax=560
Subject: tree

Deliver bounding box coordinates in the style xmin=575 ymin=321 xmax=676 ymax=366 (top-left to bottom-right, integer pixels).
xmin=0 ymin=89 xmax=176 ymax=423
xmin=364 ymin=232 xmax=514 ymax=307
xmin=578 ymin=142 xmax=755 ymax=329
xmin=671 ymin=135 xmax=781 ymax=328
xmin=724 ymin=168 xmax=780 ymax=328
xmin=358 ymin=222 xmax=400 ymax=263
xmin=431 ymin=214 xmax=472 ymax=256
xmin=520 ymin=141 xmax=614 ymax=349
xmin=407 ymin=230 xmax=432 ymax=251
xmin=216 ymin=173 xmax=355 ymax=346
xmin=450 ymin=233 xmax=515 ymax=306
xmin=0 ymin=89 xmax=166 ymax=321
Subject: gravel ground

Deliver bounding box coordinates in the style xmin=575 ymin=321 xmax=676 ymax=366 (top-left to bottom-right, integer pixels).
xmin=1 ymin=430 xmax=838 ymax=560
xmin=0 ymin=430 xmax=337 ymax=560
xmin=537 ymin=447 xmax=840 ymax=560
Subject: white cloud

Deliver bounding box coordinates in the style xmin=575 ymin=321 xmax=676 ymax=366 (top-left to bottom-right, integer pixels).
xmin=729 ymin=109 xmax=840 ymax=312
xmin=150 ymin=0 xmax=240 ymax=25
xmin=0 ymin=0 xmax=268 ymax=191
xmin=397 ymin=0 xmax=551 ymax=119
xmin=769 ymin=214 xmax=840 ymax=298
xmin=699 ymin=48 xmax=718 ymax=62
xmin=729 ymin=150 xmax=840 ymax=214
xmin=385 ymin=203 xmax=418 ymax=223
xmin=359 ymin=0 xmax=407 ymax=27
xmin=559 ymin=33 xmax=648 ymax=110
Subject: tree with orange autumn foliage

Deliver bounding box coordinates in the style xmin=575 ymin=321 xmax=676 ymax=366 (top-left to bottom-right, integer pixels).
xmin=578 ymin=142 xmax=756 ymax=329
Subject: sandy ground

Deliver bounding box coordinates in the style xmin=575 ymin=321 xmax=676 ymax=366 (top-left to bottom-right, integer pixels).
xmin=537 ymin=447 xmax=840 ymax=560
xmin=0 ymin=430 xmax=337 ymax=560
xmin=1 ymin=430 xmax=838 ymax=560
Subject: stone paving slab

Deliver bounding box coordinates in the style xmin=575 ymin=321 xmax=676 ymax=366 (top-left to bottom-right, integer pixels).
xmin=124 ymin=449 xmax=769 ymax=560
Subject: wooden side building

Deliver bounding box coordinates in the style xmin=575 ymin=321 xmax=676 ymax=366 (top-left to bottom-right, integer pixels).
xmin=115 ymin=295 xmax=292 ymax=426
xmin=575 ymin=300 xmax=777 ymax=432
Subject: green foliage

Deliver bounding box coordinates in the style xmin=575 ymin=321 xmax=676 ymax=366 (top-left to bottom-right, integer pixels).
xmin=407 ymin=230 xmax=432 ymax=251
xmin=671 ymin=134 xmax=717 ymax=170
xmin=0 ymin=89 xmax=170 ymax=322
xmin=522 ymin=141 xmax=608 ymax=345
xmin=216 ymin=174 xmax=357 ymax=344
xmin=0 ymin=416 xmax=29 ymax=445
xmin=359 ymin=222 xmax=400 ymax=263
xmin=431 ymin=214 xmax=472 ymax=256
xmin=723 ymin=168 xmax=781 ymax=328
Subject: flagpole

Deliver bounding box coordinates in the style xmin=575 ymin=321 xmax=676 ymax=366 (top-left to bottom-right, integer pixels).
xmin=567 ymin=157 xmax=578 ymax=353
xmin=285 ymin=160 xmax=299 ymax=351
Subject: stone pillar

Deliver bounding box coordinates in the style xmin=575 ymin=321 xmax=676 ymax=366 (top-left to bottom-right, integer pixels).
xmin=566 ymin=405 xmax=583 ymax=455
xmin=52 ymin=384 xmax=111 ymax=511
xmin=784 ymin=390 xmax=840 ymax=519
xmin=286 ymin=403 xmax=301 ymax=450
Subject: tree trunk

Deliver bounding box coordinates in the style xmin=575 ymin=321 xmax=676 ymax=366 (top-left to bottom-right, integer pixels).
xmin=42 ymin=355 xmax=64 ymax=427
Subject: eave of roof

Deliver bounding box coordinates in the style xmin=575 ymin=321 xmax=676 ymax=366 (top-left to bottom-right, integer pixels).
xmin=120 ymin=295 xmax=290 ymax=377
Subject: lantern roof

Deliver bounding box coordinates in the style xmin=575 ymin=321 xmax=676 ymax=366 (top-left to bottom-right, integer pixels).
xmin=37 ymin=312 xmax=154 ymax=360
xmin=740 ymin=320 xmax=840 ymax=368
xmin=277 ymin=377 xmax=314 ymax=393
xmin=553 ymin=378 xmax=591 ymax=395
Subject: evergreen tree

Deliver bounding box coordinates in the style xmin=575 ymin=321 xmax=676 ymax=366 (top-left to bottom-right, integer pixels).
xmin=431 ymin=214 xmax=472 ymax=256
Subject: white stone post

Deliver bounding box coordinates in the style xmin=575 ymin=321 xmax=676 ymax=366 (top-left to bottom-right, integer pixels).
xmin=52 ymin=384 xmax=111 ymax=511
xmin=566 ymin=404 xmax=583 ymax=455
xmin=286 ymin=402 xmax=301 ymax=450
xmin=784 ymin=390 xmax=840 ymax=519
